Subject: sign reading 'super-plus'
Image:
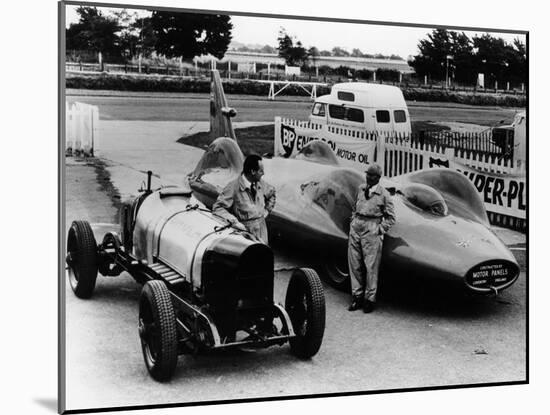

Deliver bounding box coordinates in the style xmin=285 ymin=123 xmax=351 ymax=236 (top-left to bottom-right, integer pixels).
xmin=452 ymin=161 xmax=526 ymax=218
xmin=275 ymin=118 xmax=378 ymax=169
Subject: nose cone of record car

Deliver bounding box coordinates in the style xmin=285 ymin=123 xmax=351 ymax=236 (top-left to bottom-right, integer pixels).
xmin=384 ymin=198 xmax=519 ymax=293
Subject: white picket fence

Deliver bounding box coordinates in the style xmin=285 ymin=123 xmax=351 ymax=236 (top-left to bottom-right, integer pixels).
xmin=383 ymin=138 xmax=525 ymax=177
xmin=279 ymin=118 xmax=323 ymax=130
xmin=65 ymin=102 xmax=99 ymax=156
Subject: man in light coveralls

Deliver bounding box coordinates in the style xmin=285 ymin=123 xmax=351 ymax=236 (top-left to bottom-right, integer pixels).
xmin=213 ymin=154 xmax=276 ymax=245
xmin=348 ymin=164 xmax=396 ymax=313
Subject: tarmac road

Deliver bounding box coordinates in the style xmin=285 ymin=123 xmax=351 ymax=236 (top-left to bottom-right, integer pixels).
xmin=66 ymin=89 xmax=523 ymax=126
xmin=62 ymin=93 xmax=527 ymax=412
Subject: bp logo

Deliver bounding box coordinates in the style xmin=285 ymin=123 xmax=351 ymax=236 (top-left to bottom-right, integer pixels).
xmin=281 ymin=125 xmax=297 ymax=158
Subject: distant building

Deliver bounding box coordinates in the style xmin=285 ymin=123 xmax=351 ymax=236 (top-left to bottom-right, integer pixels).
xmin=194 ymin=51 xmax=414 ymax=74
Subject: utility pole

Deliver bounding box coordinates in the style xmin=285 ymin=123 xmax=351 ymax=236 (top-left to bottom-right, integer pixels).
xmin=445 ymin=55 xmax=453 ymax=88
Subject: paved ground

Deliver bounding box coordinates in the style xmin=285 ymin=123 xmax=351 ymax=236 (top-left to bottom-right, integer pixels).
xmin=66 ymin=89 xmax=523 ymax=126
xmin=62 ymin=117 xmax=526 ymax=412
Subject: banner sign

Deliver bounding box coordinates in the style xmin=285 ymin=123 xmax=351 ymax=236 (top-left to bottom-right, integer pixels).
xmin=448 ymin=160 xmax=526 ymax=219
xmin=275 ymin=119 xmax=377 ymax=170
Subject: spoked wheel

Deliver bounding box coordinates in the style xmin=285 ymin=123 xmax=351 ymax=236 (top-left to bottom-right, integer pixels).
xmin=138 ymin=281 xmax=178 ymax=382
xmin=285 ymin=268 xmax=326 ymax=359
xmin=321 ymin=254 xmax=351 ymax=292
xmin=66 ymin=220 xmax=98 ymax=299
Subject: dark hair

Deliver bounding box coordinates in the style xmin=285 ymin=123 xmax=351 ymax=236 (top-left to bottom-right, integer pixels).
xmin=243 ymin=154 xmax=262 ymax=175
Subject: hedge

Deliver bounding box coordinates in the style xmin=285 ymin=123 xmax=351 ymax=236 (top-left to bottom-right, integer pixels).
xmin=66 ymin=72 xmax=525 ymax=107
xmin=403 ymin=88 xmax=526 ymax=107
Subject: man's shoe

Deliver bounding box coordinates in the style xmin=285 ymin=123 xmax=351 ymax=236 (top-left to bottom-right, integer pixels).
xmin=363 ymin=300 xmax=375 ymax=313
xmin=348 ymin=297 xmax=363 ymax=311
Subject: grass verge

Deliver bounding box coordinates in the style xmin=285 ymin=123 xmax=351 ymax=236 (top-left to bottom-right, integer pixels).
xmin=87 ymin=157 xmax=122 ymax=221
xmin=177 ymin=122 xmax=450 ymax=154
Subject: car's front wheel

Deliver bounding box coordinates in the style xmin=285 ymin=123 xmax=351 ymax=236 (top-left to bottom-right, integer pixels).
xmin=138 ymin=280 xmax=178 ymax=381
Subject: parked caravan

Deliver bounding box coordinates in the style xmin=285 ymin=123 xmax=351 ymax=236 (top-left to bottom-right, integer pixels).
xmin=309 ymin=82 xmax=411 ymax=135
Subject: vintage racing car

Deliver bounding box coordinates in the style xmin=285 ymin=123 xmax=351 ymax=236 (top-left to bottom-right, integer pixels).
xmin=66 ymin=172 xmax=326 ymax=381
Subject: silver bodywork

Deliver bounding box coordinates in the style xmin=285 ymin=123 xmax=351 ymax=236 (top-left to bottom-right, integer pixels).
xmin=132 ymin=187 xmax=256 ymax=289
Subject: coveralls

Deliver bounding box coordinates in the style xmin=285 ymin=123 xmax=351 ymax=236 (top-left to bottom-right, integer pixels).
xmin=212 ymin=174 xmax=276 ymax=244
xmin=348 ymin=183 xmax=396 ymax=303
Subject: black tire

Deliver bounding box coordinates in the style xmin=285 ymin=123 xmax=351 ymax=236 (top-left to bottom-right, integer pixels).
xmin=285 ymin=268 xmax=326 ymax=359
xmin=321 ymin=254 xmax=351 ymax=292
xmin=66 ymin=220 xmax=98 ymax=299
xmin=138 ymin=280 xmax=178 ymax=382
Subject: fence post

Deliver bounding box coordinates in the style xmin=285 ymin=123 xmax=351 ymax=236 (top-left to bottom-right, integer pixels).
xmin=444 ymin=147 xmax=454 ymax=166
xmin=376 ymin=132 xmax=385 ymax=173
xmin=274 ymin=117 xmax=282 ymax=156
xmin=65 ymin=102 xmax=72 ymax=154
xmin=92 ymin=106 xmax=99 ymax=156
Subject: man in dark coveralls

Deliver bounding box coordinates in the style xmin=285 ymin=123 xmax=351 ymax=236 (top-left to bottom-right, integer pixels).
xmin=348 ymin=163 xmax=396 ymax=313
xmin=213 ymin=154 xmax=276 ymax=245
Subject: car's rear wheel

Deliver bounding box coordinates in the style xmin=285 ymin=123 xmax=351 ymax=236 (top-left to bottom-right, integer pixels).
xmin=138 ymin=280 xmax=178 ymax=381
xmin=66 ymin=220 xmax=98 ymax=299
xmin=285 ymin=268 xmax=325 ymax=359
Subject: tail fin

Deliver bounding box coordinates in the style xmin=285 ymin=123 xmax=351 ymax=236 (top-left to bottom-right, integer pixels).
xmin=189 ymin=137 xmax=244 ymax=207
xmin=210 ymin=70 xmax=237 ymax=140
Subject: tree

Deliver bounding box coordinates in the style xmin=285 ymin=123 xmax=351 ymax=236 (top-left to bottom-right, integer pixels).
xmin=507 ymin=38 xmax=527 ymax=84
xmin=260 ymin=45 xmax=277 ymax=54
xmin=473 ymin=34 xmax=513 ymax=86
xmin=448 ymin=31 xmax=475 ymax=83
xmin=308 ymin=46 xmax=320 ymax=67
xmin=409 ymin=29 xmax=526 ymax=86
xmin=132 ymin=16 xmax=157 ymax=58
xmin=150 ymin=12 xmax=233 ymax=59
xmin=409 ymin=28 xmax=474 ymax=83
xmin=276 ymin=28 xmax=308 ymax=66
xmin=331 ymin=46 xmax=350 ymax=57
xmin=113 ymin=10 xmax=139 ymax=59
xmin=66 ymin=6 xmax=121 ymax=58
xmin=513 ymin=38 xmax=526 ymax=59
xmin=409 ymin=29 xmax=452 ymax=81
xmin=351 ymin=48 xmax=363 ymax=57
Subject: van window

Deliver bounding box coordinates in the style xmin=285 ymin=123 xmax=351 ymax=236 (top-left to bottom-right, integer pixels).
xmin=394 ymin=110 xmax=407 ymax=123
xmin=376 ymin=110 xmax=390 ymax=123
xmin=346 ymin=108 xmax=364 ymax=122
xmin=337 ymin=91 xmax=355 ymax=102
xmin=329 ymin=105 xmax=364 ymax=123
xmin=312 ymin=102 xmax=326 ymax=117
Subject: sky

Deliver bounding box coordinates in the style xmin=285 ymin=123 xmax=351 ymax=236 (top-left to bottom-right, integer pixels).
xmin=65 ymin=5 xmax=526 ymax=60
